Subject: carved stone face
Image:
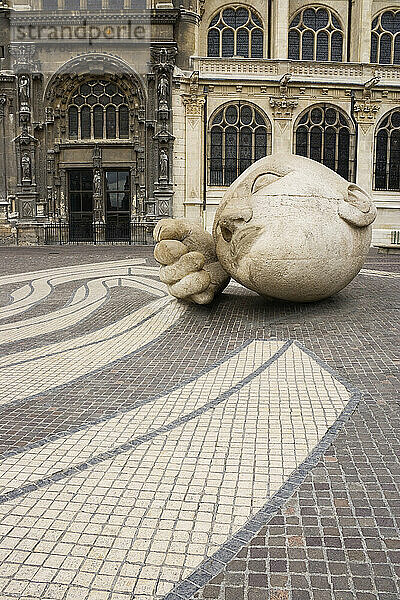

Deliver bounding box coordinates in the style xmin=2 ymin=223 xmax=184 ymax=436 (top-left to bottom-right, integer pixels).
xmin=213 ymin=153 xmax=376 ymax=302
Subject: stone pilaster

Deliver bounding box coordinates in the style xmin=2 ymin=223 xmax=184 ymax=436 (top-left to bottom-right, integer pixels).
xmin=181 ymin=93 xmax=205 ymax=222
xmin=272 ymin=0 xmax=289 ymax=59
xmin=269 ymin=94 xmax=298 ymax=154
xmin=353 ymin=98 xmax=380 ymax=190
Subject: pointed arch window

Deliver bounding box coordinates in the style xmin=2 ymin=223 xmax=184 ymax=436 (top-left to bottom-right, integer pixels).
xmin=68 ymin=79 xmax=130 ymax=140
xmin=371 ymin=10 xmax=400 ymax=64
xmin=209 ymin=103 xmax=271 ymax=186
xmin=288 ymin=7 xmax=343 ymax=62
xmin=294 ymin=105 xmax=355 ymax=181
xmin=207 ymin=7 xmax=264 ymax=58
xmin=374 ymin=110 xmax=400 ymax=190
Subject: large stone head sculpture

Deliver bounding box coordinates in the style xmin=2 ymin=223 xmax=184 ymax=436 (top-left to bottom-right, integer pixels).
xmin=154 ymin=153 xmax=376 ymax=303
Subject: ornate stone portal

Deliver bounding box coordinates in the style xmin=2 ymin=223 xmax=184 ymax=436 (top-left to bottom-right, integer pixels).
xmin=153 ymin=153 xmax=377 ymax=303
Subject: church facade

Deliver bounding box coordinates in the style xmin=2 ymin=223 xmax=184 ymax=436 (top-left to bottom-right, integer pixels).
xmin=0 ymin=0 xmax=399 ymax=245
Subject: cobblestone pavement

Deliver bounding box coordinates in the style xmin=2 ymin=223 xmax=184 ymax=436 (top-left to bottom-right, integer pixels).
xmin=0 ymin=246 xmax=398 ymax=600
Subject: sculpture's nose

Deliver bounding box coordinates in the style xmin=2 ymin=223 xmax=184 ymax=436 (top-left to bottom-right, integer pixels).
xmin=218 ymin=207 xmax=253 ymax=242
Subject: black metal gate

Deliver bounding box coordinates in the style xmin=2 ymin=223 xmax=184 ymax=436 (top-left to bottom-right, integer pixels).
xmin=44 ymin=221 xmax=155 ymax=246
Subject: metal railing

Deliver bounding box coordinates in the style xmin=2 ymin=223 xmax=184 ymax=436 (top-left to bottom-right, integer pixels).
xmin=44 ymin=220 xmax=155 ymax=245
xmin=391 ymin=230 xmax=400 ymax=245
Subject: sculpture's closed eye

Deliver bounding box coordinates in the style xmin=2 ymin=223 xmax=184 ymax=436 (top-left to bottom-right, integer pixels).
xmin=252 ymin=172 xmax=282 ymax=194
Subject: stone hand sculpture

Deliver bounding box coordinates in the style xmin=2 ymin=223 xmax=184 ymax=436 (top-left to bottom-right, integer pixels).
xmin=154 ymin=153 xmax=377 ymax=303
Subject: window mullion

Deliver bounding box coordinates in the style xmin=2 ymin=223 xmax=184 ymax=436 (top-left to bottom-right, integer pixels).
xmin=387 ymin=130 xmax=391 ymax=189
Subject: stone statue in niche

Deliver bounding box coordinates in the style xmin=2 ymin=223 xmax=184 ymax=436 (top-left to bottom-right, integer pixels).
xmin=21 ymin=153 xmax=31 ymax=182
xmin=153 ymin=153 xmax=377 ymax=303
xmin=159 ymin=149 xmax=168 ymax=179
xmin=19 ymin=76 xmax=30 ymax=104
xmin=93 ymin=170 xmax=102 ymax=196
xmin=158 ymin=75 xmax=169 ymax=110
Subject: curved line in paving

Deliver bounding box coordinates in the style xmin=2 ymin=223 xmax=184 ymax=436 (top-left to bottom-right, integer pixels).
xmin=0 ymin=276 xmax=166 ymax=344
xmin=0 ymin=277 xmax=54 ymax=320
xmin=0 ymin=296 xmax=187 ymax=405
xmin=0 ymin=339 xmax=257 ymax=461
xmin=0 ymin=339 xmax=358 ymax=600
xmin=0 ymin=258 xmax=150 ymax=286
xmin=0 ymin=264 xmax=160 ymax=320
xmin=0 ymin=341 xmax=291 ymax=503
xmin=360 ymin=268 xmax=400 ymax=278
xmin=166 ymin=392 xmax=363 ymax=600
xmin=0 ymin=340 xmax=285 ymax=494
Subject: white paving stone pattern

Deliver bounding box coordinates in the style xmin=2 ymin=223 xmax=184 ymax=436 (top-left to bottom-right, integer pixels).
xmin=0 ymin=260 xmax=357 ymax=600
xmin=0 ymin=262 xmax=187 ymax=405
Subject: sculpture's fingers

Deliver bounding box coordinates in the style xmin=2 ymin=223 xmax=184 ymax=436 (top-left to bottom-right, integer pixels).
xmin=153 ymin=218 xmax=193 ymax=242
xmin=154 ymin=218 xmax=217 ymax=263
xmin=189 ymin=288 xmax=215 ymax=305
xmin=168 ymin=270 xmax=210 ymax=299
xmin=159 ymin=251 xmax=205 ymax=284
xmin=154 ymin=240 xmax=188 ymax=265
xmin=188 ymin=263 xmax=231 ymax=305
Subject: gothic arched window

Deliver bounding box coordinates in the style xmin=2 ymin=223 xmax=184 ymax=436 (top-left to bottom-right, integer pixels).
xmin=374 ymin=110 xmax=400 ymax=190
xmin=209 ymin=103 xmax=271 ymax=186
xmin=295 ymin=105 xmax=354 ymax=180
xmin=68 ymin=80 xmax=130 ymax=140
xmin=371 ymin=10 xmax=400 ymax=64
xmin=207 ymin=7 xmax=264 ymax=58
xmin=288 ymin=7 xmax=343 ymax=61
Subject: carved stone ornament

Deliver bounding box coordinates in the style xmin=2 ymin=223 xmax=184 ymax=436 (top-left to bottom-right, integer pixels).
xmin=154 ymin=122 xmax=175 ymax=143
xmin=157 ymin=74 xmax=170 ymax=111
xmin=159 ymin=149 xmax=169 ymax=180
xmin=181 ymin=94 xmax=205 ymax=117
xmin=189 ymin=71 xmax=199 ymax=96
xmin=151 ymin=47 xmax=177 ymax=73
xmin=158 ymin=199 xmax=170 ymax=215
xmin=45 ymin=107 xmax=54 ymax=123
xmin=0 ymin=96 xmax=6 ymax=119
xmin=18 ymin=75 xmax=30 ymax=104
xmin=93 ymin=170 xmax=102 ymax=197
xmin=353 ymin=99 xmax=380 ymax=124
xmin=22 ymin=201 xmax=34 ymax=218
xmin=269 ymin=96 xmax=298 ymax=119
xmin=21 ymin=153 xmax=32 ymax=183
xmin=9 ymin=44 xmax=40 ymax=73
xmin=47 ymin=150 xmax=55 ymax=173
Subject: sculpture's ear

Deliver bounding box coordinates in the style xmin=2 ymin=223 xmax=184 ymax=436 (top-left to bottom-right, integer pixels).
xmin=338 ymin=184 xmax=377 ymax=227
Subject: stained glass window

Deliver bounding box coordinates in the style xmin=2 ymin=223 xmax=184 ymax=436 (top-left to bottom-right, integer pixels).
xmin=288 ymin=7 xmax=343 ymax=62
xmin=371 ymin=10 xmax=400 ymax=64
xmin=294 ymin=105 xmax=354 ymax=181
xmin=374 ymin=111 xmax=400 ymax=190
xmin=67 ymin=79 xmax=130 ymax=140
xmin=207 ymin=7 xmax=263 ymax=58
xmin=209 ymin=103 xmax=271 ymax=186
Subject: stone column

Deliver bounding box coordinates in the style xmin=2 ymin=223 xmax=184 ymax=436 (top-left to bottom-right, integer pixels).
xmin=269 ymin=94 xmax=298 ymax=154
xmin=181 ymin=94 xmax=205 ymax=223
xmin=272 ymin=0 xmax=290 ymax=59
xmin=353 ymin=98 xmax=380 ymax=192
xmin=0 ymin=95 xmax=7 ymax=212
xmin=352 ymin=0 xmax=373 ymax=63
